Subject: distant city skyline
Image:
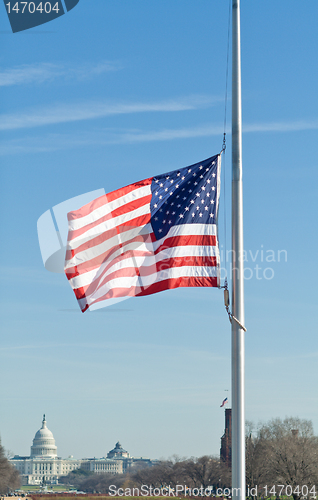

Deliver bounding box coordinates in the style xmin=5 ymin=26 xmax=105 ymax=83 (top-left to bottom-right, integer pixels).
xmin=9 ymin=414 xmax=153 ymax=460
xmin=1 ymin=0 xmax=317 ymax=460
xmin=10 ymin=414 xmax=154 ymax=485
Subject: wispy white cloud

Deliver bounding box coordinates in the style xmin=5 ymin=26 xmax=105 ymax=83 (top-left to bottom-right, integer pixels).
xmin=0 ymin=118 xmax=317 ymax=155
xmin=0 ymin=95 xmax=216 ymax=131
xmin=111 ymin=124 xmax=223 ymax=143
xmin=0 ymin=124 xmax=222 ymax=155
xmin=0 ymin=61 xmax=121 ymax=87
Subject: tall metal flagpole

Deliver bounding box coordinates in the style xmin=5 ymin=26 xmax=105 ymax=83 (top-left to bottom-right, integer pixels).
xmin=231 ymin=1 xmax=245 ymax=499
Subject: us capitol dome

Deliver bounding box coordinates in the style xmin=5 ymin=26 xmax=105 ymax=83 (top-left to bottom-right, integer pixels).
xmin=30 ymin=415 xmax=57 ymax=458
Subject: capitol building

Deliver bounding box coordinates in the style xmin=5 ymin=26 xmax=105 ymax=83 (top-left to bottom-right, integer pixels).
xmin=10 ymin=415 xmax=153 ymax=485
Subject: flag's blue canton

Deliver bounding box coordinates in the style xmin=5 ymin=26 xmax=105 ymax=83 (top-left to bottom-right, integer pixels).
xmin=150 ymin=155 xmax=219 ymax=240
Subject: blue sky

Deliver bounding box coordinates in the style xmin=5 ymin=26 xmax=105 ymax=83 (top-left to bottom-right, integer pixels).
xmin=0 ymin=0 xmax=317 ymax=461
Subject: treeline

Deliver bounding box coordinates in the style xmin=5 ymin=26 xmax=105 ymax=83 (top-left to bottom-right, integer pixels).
xmin=60 ymin=418 xmax=318 ymax=499
xmin=0 ymin=441 xmax=20 ymax=494
xmin=60 ymin=456 xmax=230 ymax=493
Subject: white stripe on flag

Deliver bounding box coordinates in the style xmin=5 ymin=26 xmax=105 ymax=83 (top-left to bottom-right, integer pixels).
xmin=65 ymin=224 xmax=153 ymax=270
xmin=68 ymin=243 xmax=219 ymax=290
xmin=84 ymin=266 xmax=219 ymax=305
xmin=68 ymin=184 xmax=152 ymax=231
xmin=68 ymin=202 xmax=151 ymax=248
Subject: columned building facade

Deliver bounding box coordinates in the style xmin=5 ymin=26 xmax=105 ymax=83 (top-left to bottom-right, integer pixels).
xmin=10 ymin=415 xmax=122 ymax=485
xmin=107 ymin=441 xmax=153 ymax=473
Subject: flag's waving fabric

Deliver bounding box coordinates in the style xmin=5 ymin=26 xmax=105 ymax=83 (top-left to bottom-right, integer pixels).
xmin=64 ymin=155 xmax=221 ymax=312
xmin=220 ymin=397 xmax=228 ymax=408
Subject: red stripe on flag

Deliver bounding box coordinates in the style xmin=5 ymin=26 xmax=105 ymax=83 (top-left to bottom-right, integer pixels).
xmin=154 ymin=234 xmax=216 ymax=254
xmin=67 ymin=178 xmax=152 ymax=221
xmin=136 ymin=276 xmax=218 ymax=296
xmin=68 ymin=195 xmax=152 ymax=242
xmin=65 ymin=234 xmax=216 ymax=280
xmin=65 ymin=213 xmax=152 ymax=262
xmin=78 ymin=275 xmax=219 ymax=312
xmin=65 ymin=235 xmax=153 ymax=280
xmin=72 ymin=255 xmax=218 ymax=300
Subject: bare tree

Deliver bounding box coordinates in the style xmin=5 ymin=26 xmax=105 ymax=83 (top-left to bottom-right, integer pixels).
xmin=58 ymin=469 xmax=95 ymax=488
xmin=181 ymin=456 xmax=230 ymax=490
xmin=248 ymin=418 xmax=318 ymax=500
xmin=245 ymin=421 xmax=274 ymax=498
xmin=131 ymin=456 xmax=230 ymax=492
xmin=79 ymin=472 xmax=127 ymax=493
xmin=132 ymin=459 xmax=177 ymax=489
xmin=0 ymin=441 xmax=20 ymax=494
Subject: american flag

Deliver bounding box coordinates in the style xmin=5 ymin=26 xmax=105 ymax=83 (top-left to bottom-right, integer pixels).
xmin=64 ymin=155 xmax=221 ymax=312
xmin=220 ymin=397 xmax=228 ymax=407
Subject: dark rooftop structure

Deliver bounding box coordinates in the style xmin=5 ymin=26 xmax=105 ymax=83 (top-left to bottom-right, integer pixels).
xmin=220 ymin=408 xmax=232 ymax=466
